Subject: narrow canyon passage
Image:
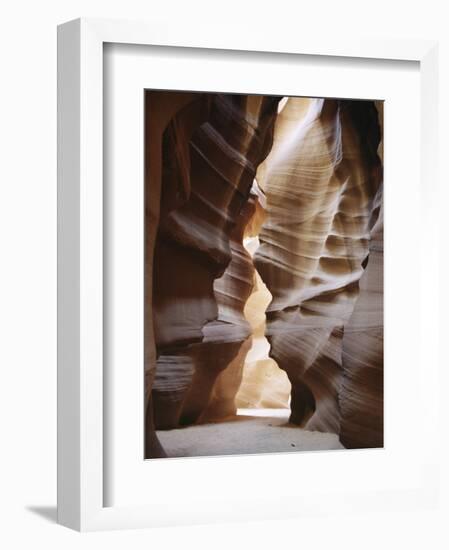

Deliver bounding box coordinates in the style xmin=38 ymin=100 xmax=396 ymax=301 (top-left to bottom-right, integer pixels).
xmin=156 ymin=219 xmax=344 ymax=458
xmin=145 ymin=92 xmax=383 ymax=459
xmin=235 ymin=228 xmax=291 ymax=412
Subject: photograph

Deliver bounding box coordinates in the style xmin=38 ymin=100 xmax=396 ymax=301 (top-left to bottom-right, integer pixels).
xmin=144 ymin=91 xmax=384 ymax=459
xmin=0 ymin=0 xmax=444 ymax=542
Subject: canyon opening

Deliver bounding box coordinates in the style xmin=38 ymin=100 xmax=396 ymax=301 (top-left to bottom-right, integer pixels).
xmin=144 ymin=91 xmax=383 ymax=459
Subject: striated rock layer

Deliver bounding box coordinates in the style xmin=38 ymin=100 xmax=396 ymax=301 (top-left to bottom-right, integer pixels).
xmin=254 ymin=97 xmax=383 ymax=436
xmin=145 ymin=91 xmax=383 ymax=457
xmin=339 ymin=190 xmax=383 ymax=447
xmin=147 ymin=93 xmax=280 ymax=447
xmin=339 ymin=101 xmax=384 ymax=448
xmin=144 ymin=91 xmax=204 ymax=458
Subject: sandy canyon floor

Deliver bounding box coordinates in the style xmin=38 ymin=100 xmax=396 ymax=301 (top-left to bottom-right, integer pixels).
xmin=156 ymin=409 xmax=344 ymax=458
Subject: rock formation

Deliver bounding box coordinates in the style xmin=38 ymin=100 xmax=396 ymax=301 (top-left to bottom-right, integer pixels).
xmin=253 ymin=97 xmax=383 ymax=436
xmin=145 ymin=91 xmax=384 ymax=458
xmin=146 ymin=93 xmax=280 ymax=450
xmin=144 ymin=91 xmax=205 ymax=457
xmin=339 ymin=101 xmax=384 ymax=448
xmin=339 ymin=189 xmax=383 ymax=447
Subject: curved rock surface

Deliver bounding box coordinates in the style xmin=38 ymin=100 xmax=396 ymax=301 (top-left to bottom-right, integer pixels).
xmin=147 ymin=93 xmax=280 ymax=442
xmin=339 ymin=101 xmax=384 ymax=448
xmin=254 ymin=97 xmax=383 ymax=435
xmin=339 ymin=191 xmax=383 ymax=447
xmin=144 ymin=91 xmax=204 ymax=457
xmin=145 ymin=92 xmax=383 ymax=457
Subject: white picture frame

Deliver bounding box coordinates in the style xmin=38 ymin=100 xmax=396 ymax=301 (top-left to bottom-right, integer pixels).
xmin=57 ymin=17 xmax=439 ymax=531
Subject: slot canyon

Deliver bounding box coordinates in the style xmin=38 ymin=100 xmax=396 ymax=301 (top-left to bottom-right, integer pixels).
xmin=144 ymin=91 xmax=383 ymax=459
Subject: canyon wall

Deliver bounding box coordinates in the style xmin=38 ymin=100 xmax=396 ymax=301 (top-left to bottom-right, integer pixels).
xmin=145 ymin=92 xmax=280 ymax=455
xmin=144 ymin=91 xmax=205 ymax=457
xmin=339 ymin=101 xmax=384 ymax=448
xmin=254 ymin=97 xmax=383 ymax=438
xmin=145 ymin=92 xmax=384 ymax=457
xmin=339 ymin=189 xmax=383 ymax=447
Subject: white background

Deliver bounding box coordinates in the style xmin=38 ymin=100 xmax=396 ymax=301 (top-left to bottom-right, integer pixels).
xmin=0 ymin=1 xmax=448 ymax=548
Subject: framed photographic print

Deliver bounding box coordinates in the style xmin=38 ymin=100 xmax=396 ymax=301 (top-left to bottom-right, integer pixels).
xmin=57 ymin=18 xmax=440 ymax=530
